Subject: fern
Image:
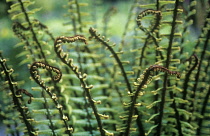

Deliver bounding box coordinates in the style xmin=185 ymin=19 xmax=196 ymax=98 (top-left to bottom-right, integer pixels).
xmin=0 ymin=52 xmax=36 ymax=135
xmin=1 ymin=0 xmax=210 ymax=136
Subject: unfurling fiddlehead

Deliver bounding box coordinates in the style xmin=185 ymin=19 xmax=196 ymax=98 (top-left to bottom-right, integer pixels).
xmin=182 ymin=54 xmax=199 ymax=100
xmin=54 ymin=35 xmax=107 ymax=136
xmin=16 ymin=89 xmax=33 ymax=104
xmin=89 ymin=27 xmax=132 ymax=93
xmin=29 ymin=62 xmax=73 ymax=135
xmin=30 ymin=62 xmax=62 ymax=90
xmin=55 ymin=35 xmax=87 ymax=45
xmin=13 ymin=19 xmax=55 ymax=41
xmin=124 ymin=65 xmax=180 ymax=136
xmin=136 ymin=9 xmax=162 ymax=37
xmin=149 ymin=65 xmax=181 ymax=78
xmin=136 ymin=9 xmax=163 ymax=78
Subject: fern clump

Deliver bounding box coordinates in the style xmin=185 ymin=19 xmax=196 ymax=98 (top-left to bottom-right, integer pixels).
xmin=0 ymin=0 xmax=209 ymax=136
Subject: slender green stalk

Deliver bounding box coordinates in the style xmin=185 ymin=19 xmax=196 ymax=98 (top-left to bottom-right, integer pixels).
xmin=0 ymin=56 xmax=35 ymax=136
xmin=156 ymin=0 xmax=180 ymax=135
xmin=30 ymin=62 xmax=72 ymax=135
xmin=124 ymin=65 xmax=180 ymax=135
xmin=54 ymin=35 xmax=106 ymax=136
xmin=89 ymin=27 xmax=132 ymax=93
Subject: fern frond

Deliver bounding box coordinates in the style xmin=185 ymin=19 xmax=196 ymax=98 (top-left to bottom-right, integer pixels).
xmin=54 ymin=35 xmax=107 ymax=136
xmin=89 ymin=27 xmax=132 ymax=93
xmin=0 ymin=53 xmax=36 ymax=135
xmin=123 ymin=65 xmax=180 ymax=135
xmin=29 ymin=61 xmax=73 ymax=135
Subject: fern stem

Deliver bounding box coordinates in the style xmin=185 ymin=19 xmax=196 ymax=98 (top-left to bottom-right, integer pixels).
xmin=41 ymin=90 xmax=57 ymax=136
xmin=196 ymin=84 xmax=210 ymax=135
xmin=156 ymin=0 xmax=160 ymax=9
xmin=196 ymin=55 xmax=210 ymax=135
xmin=136 ymin=9 xmax=163 ymax=77
xmin=12 ymin=22 xmax=36 ymax=61
xmin=17 ymin=0 xmax=62 ymax=97
xmin=182 ymin=54 xmax=198 ymax=101
xmin=83 ymin=90 xmax=94 ymax=135
xmin=89 ymin=27 xmax=132 ymax=93
xmin=135 ymin=108 xmax=145 ymax=136
xmin=169 ymin=91 xmax=183 ymax=136
xmin=154 ymin=0 xmax=161 ymax=129
xmin=137 ymin=35 xmax=162 ymax=78
xmin=124 ymin=68 xmax=151 ymax=136
xmin=35 ymin=20 xmax=55 ymax=41
xmin=75 ymin=0 xmax=83 ymax=32
xmin=67 ymin=0 xmax=77 ymax=34
xmin=188 ymin=23 xmax=210 ymax=123
xmin=30 ymin=62 xmax=72 ymax=135
xmin=54 ymin=36 xmax=106 ymax=136
xmin=124 ymin=65 xmax=180 ymax=135
xmin=0 ymin=57 xmax=35 ymax=136
xmin=156 ymin=0 xmax=180 ymax=135
xmin=17 ymin=0 xmax=47 ymax=63
xmin=83 ymin=46 xmax=118 ymax=131
xmin=83 ymin=44 xmax=117 ymax=131
xmin=58 ymin=57 xmax=105 ymax=136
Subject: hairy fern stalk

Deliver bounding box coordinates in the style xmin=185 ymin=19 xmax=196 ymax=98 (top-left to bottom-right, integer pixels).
xmin=0 ymin=0 xmax=210 ymax=136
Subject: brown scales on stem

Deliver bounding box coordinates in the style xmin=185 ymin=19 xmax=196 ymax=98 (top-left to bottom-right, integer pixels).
xmin=16 ymin=89 xmax=33 ymax=104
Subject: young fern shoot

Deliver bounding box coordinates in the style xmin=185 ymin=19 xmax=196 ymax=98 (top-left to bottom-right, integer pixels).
xmin=30 ymin=62 xmax=73 ymax=135
xmin=89 ymin=27 xmax=132 ymax=93
xmin=54 ymin=35 xmax=109 ymax=136
xmin=124 ymin=65 xmax=180 ymax=136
